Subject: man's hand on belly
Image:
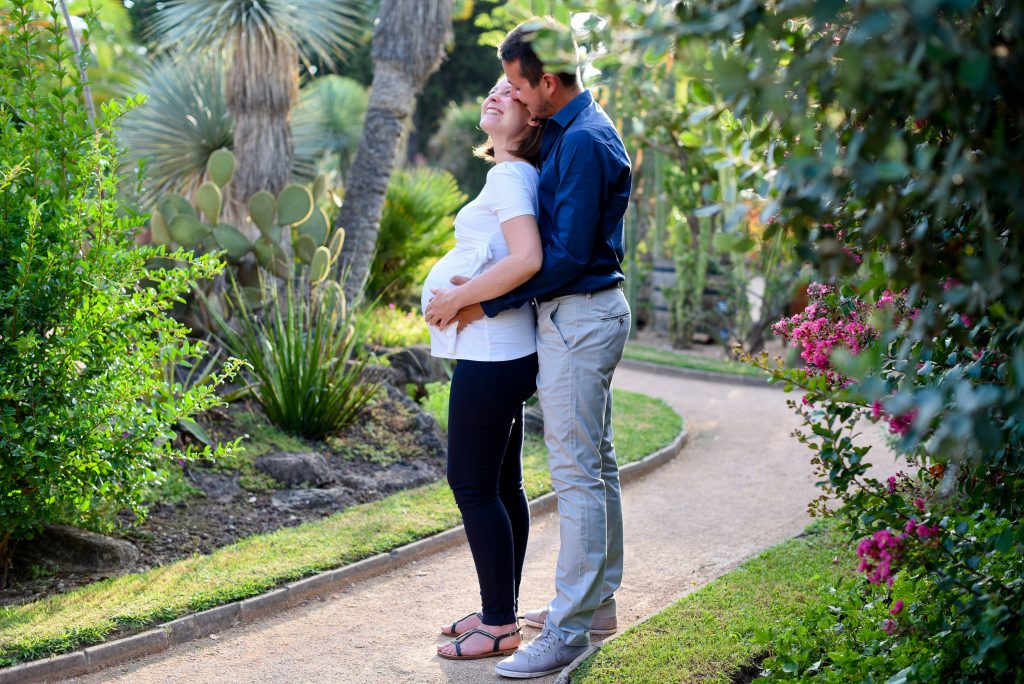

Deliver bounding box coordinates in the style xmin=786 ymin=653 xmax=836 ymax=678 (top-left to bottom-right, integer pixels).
xmin=452 ymin=303 xmax=485 ymax=332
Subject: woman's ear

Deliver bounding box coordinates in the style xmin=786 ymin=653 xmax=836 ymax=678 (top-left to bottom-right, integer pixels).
xmin=527 ymin=118 xmax=542 ymax=127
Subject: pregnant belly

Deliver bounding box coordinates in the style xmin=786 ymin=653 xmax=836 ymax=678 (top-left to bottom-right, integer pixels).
xmin=421 ymin=249 xmax=488 ymax=312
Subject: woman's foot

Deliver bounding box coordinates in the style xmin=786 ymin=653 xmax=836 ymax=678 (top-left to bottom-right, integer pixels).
xmin=440 ymin=611 xmax=482 ymax=636
xmin=437 ymin=621 xmax=521 ymax=658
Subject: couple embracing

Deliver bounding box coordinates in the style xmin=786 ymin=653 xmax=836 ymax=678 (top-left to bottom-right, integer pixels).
xmin=421 ymin=18 xmax=631 ymax=680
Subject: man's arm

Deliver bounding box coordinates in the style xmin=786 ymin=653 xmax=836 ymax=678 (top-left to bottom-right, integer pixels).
xmin=481 ymin=132 xmax=609 ymax=317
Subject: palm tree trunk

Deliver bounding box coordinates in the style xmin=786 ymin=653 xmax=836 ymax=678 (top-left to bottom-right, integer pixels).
xmin=227 ymin=29 xmax=299 ymax=244
xmin=335 ymin=0 xmax=453 ymax=304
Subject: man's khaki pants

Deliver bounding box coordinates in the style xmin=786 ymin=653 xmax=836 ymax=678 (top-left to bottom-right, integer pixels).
xmin=535 ymin=285 xmax=631 ymax=647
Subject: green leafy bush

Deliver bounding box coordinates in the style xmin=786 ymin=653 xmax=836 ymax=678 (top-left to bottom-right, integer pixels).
xmin=210 ymin=273 xmax=381 ymax=439
xmin=672 ymin=1 xmax=1024 ymax=680
xmin=365 ymin=167 xmax=466 ymax=304
xmin=0 ymin=1 xmax=235 ymax=582
xmin=363 ymin=303 xmax=431 ymax=348
xmin=420 ymin=381 xmax=450 ymax=433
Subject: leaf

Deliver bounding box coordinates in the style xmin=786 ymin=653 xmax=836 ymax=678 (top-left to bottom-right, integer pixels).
xmin=178 ymin=418 xmax=212 ymax=447
xmin=679 ymin=131 xmax=703 ymax=148
xmin=690 ymin=80 xmax=713 ymax=105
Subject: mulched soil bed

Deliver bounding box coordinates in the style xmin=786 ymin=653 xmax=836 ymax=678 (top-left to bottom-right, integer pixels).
xmin=1 ymin=384 xmax=447 ymax=607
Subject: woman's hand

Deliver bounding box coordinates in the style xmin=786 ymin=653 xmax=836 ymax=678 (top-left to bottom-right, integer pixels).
xmin=425 ymin=286 xmax=465 ymax=329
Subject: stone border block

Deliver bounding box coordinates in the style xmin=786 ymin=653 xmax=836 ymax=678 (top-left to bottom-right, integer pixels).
xmin=328 ymin=552 xmax=392 ymax=587
xmin=84 ymin=628 xmax=167 ymax=671
xmin=163 ymin=603 xmax=240 ymax=647
xmin=389 ymin=527 xmax=466 ymax=566
xmin=0 ymin=651 xmax=87 ymax=684
xmin=239 ymin=587 xmax=292 ymax=622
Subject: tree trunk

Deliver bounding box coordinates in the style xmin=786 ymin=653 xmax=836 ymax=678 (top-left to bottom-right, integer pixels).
xmin=227 ymin=29 xmax=299 ymax=244
xmin=335 ymin=0 xmax=453 ymax=304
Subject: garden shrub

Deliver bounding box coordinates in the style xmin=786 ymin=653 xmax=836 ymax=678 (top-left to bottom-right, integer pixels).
xmin=365 ymin=167 xmax=466 ymax=304
xmin=0 ymin=1 xmax=236 ymax=582
xmin=681 ymin=1 xmax=1024 ymax=679
xmin=363 ymin=303 xmax=431 ymax=348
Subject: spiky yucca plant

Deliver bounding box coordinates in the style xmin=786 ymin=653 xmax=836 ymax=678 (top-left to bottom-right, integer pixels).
xmin=118 ymin=55 xmax=232 ymax=204
xmin=152 ymin=0 xmax=371 ymax=238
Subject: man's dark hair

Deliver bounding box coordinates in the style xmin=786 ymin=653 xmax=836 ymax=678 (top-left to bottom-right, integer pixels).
xmin=498 ymin=20 xmax=579 ymax=89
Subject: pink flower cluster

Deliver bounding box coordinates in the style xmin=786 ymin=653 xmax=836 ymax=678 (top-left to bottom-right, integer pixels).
xmin=771 ymin=284 xmax=900 ymax=386
xmin=856 ymin=519 xmax=941 ymax=586
xmin=856 ymin=529 xmax=906 ymax=585
xmin=904 ymin=518 xmax=940 ymax=540
xmin=872 ymin=401 xmax=917 ymax=435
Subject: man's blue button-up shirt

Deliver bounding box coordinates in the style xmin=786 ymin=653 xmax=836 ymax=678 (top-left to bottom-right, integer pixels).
xmin=481 ymin=89 xmax=631 ymax=316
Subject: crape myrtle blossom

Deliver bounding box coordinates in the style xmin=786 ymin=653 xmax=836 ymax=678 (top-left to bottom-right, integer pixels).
xmin=773 ymin=283 xmax=917 ymax=431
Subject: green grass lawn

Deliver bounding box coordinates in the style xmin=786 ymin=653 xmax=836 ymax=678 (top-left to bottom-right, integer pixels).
xmin=623 ymin=343 xmax=767 ymax=378
xmin=570 ymin=523 xmax=852 ymax=684
xmin=0 ymin=389 xmax=680 ymax=667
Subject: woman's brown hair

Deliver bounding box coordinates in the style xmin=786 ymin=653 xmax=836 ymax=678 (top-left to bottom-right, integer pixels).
xmin=473 ymin=120 xmax=546 ymax=169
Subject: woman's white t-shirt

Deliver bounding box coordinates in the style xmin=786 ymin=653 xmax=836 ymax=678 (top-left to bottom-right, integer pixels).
xmin=420 ymin=161 xmax=539 ymax=361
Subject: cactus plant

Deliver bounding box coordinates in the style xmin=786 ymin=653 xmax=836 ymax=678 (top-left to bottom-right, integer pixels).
xmin=195 ymin=182 xmax=223 ymax=223
xmin=147 ymin=147 xmax=346 ymax=328
xmin=208 ymin=148 xmax=236 ymax=188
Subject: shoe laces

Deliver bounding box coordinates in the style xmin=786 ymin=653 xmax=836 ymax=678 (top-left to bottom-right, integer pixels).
xmin=523 ymin=628 xmax=561 ymax=661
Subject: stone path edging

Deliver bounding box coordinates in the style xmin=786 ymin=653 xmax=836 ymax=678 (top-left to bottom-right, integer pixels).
xmin=0 ymin=427 xmax=688 ymax=684
xmin=619 ymin=358 xmax=782 ymax=389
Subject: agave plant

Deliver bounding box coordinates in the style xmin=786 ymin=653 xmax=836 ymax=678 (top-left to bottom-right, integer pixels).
xmin=151 ymin=0 xmax=372 ymax=237
xmin=291 ymin=75 xmax=368 ymax=184
xmin=118 ymin=55 xmax=232 ymax=204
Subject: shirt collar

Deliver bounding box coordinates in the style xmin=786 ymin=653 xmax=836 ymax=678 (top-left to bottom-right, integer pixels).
xmin=550 ymin=89 xmax=592 ymax=129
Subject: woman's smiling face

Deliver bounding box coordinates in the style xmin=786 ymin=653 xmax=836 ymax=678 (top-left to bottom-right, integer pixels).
xmin=479 ymin=78 xmax=532 ymax=138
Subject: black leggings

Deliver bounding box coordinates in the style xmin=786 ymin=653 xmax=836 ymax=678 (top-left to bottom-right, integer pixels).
xmin=446 ymin=353 xmax=538 ymax=626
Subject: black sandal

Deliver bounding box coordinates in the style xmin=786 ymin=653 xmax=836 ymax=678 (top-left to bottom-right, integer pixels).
xmin=440 ymin=611 xmax=481 ymax=636
xmin=437 ymin=626 xmax=521 ymax=660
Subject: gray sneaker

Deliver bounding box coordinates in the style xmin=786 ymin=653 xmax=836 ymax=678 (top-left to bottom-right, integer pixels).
xmin=494 ymin=629 xmax=588 ymax=679
xmin=521 ymin=601 xmax=618 ymax=636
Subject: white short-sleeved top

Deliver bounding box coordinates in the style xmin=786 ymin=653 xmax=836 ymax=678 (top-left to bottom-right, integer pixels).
xmin=421 ymin=161 xmax=539 ymax=361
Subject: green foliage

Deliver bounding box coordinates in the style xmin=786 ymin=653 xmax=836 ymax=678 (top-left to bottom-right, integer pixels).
xmin=209 ymin=272 xmax=381 ymax=440
xmin=363 ymin=304 xmax=432 ymax=348
xmin=291 ymin=75 xmax=367 ymax=184
xmin=420 ymin=381 xmax=451 ymax=433
xmin=427 ymin=100 xmax=490 ymax=198
xmin=0 ymin=0 xmax=237 ymax=576
xmin=366 ymin=167 xmax=467 ymax=304
xmin=677 ymin=0 xmax=1024 ymax=679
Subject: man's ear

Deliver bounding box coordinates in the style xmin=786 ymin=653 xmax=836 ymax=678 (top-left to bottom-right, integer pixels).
xmin=541 ymin=73 xmax=558 ymax=97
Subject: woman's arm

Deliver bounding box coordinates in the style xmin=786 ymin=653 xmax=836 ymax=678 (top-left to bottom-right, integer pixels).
xmin=425 ymin=214 xmax=541 ymax=329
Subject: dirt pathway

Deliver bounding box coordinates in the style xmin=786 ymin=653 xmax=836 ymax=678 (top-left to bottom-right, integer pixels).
xmin=73 ymin=365 xmax=898 ymax=684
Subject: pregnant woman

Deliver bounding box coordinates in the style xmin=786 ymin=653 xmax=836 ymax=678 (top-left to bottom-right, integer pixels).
xmin=421 ymin=78 xmax=544 ymax=660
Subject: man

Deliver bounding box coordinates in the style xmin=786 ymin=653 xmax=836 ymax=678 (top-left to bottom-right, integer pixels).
xmin=446 ymin=19 xmax=632 ymax=679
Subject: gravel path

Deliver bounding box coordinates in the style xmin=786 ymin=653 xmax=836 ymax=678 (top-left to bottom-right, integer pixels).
xmin=73 ymin=365 xmax=898 ymax=684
